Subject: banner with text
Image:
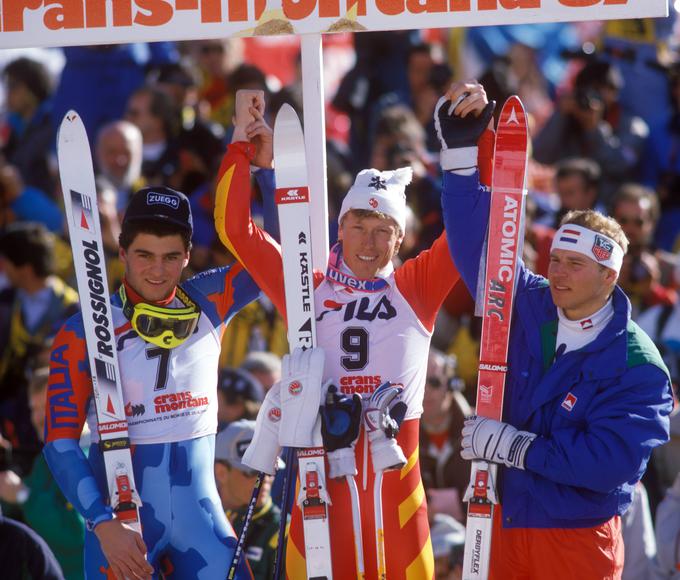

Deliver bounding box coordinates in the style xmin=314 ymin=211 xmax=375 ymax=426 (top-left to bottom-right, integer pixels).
xmin=0 ymin=0 xmax=669 ymax=49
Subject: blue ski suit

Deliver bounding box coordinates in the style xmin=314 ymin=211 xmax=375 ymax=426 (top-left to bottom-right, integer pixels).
xmin=441 ymin=169 xmax=673 ymax=529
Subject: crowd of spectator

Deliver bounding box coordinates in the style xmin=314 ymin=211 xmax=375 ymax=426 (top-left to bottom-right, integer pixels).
xmin=0 ymin=12 xmax=679 ymax=579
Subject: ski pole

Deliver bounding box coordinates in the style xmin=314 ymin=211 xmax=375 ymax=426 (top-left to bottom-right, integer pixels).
xmin=346 ymin=475 xmax=365 ymax=579
xmin=374 ymin=469 xmax=386 ymax=580
xmin=273 ymin=448 xmax=296 ymax=580
xmin=227 ymin=471 xmax=264 ymax=579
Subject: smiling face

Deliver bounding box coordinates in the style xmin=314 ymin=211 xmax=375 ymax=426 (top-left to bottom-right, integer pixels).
xmin=119 ymin=232 xmax=189 ymax=303
xmin=548 ymin=248 xmax=617 ymax=320
xmin=338 ymin=210 xmax=403 ymax=279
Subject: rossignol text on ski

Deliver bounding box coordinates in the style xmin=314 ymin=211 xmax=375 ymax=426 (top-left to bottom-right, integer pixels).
xmin=462 ymin=96 xmax=529 ymax=580
xmin=57 ymin=111 xmax=143 ymax=534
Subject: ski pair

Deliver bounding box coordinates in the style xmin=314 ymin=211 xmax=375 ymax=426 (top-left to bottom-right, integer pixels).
xmin=461 ymin=97 xmax=529 ymax=580
xmin=57 ymin=113 xmax=143 ymax=534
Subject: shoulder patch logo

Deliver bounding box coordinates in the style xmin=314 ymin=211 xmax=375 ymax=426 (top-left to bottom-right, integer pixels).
xmin=561 ymin=392 xmax=577 ymax=412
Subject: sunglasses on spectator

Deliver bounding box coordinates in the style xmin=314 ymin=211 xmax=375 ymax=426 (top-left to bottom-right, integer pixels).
xmin=616 ymin=216 xmax=645 ymax=227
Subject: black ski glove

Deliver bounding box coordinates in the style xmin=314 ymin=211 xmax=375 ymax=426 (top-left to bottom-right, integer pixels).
xmin=320 ymin=385 xmax=362 ymax=478
xmin=434 ymin=96 xmax=495 ymax=171
xmin=320 ymin=384 xmax=362 ymax=452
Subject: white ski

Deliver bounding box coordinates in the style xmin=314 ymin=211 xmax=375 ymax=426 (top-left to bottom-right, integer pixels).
xmin=274 ymin=104 xmax=333 ymax=579
xmin=462 ymin=96 xmax=529 ymax=580
xmin=57 ymin=111 xmax=142 ymax=534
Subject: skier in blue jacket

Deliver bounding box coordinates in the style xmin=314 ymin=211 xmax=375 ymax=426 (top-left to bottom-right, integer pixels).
xmin=437 ymin=80 xmax=673 ymax=579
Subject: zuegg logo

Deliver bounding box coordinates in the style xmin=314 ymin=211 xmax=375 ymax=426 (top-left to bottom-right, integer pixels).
xmin=368 ymin=198 xmax=378 ymax=209
xmin=268 ymin=407 xmax=281 ymax=422
xmin=288 ymin=381 xmax=303 ymax=395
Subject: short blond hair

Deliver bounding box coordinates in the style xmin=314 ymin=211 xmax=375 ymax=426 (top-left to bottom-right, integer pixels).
xmin=560 ymin=210 xmax=629 ymax=255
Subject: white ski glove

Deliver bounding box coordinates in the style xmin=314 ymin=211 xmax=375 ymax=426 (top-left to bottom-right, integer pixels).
xmin=364 ymin=382 xmax=408 ymax=472
xmin=461 ymin=416 xmax=536 ymax=470
xmin=242 ymin=383 xmax=282 ymax=475
xmin=320 ymin=384 xmax=363 ymax=479
xmin=279 ymin=347 xmax=325 ymax=448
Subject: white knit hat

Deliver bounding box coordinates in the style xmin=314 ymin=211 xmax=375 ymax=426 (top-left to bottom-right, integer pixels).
xmin=338 ymin=167 xmax=412 ymax=234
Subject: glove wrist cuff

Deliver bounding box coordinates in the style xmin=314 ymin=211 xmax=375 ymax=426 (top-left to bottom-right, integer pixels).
xmin=506 ymin=431 xmax=537 ymax=470
xmin=327 ymin=447 xmax=357 ymax=479
xmin=440 ymin=146 xmax=478 ymax=171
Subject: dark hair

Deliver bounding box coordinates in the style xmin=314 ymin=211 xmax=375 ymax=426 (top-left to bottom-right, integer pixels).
xmin=229 ymin=64 xmax=268 ymax=94
xmin=128 ymin=85 xmax=180 ymax=138
xmin=4 ymin=57 xmax=52 ymax=102
xmin=574 ymin=61 xmax=623 ymax=92
xmin=0 ymin=222 xmax=55 ymax=277
xmin=406 ymin=42 xmax=432 ymax=64
xmin=119 ymin=219 xmax=192 ymax=252
xmin=555 ymin=157 xmax=601 ymax=189
xmin=610 ymin=183 xmax=660 ymax=224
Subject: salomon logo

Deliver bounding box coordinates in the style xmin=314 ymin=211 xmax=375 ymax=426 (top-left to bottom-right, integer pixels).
xmin=147 ymin=192 xmax=179 ymax=209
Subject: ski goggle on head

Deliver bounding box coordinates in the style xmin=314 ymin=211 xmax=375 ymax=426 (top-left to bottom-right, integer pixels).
xmin=120 ymin=286 xmax=200 ymax=349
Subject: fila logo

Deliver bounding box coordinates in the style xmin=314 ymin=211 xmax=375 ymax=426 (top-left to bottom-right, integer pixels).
xmin=580 ymin=319 xmax=593 ymax=330
xmin=561 ymin=392 xmax=577 ymax=412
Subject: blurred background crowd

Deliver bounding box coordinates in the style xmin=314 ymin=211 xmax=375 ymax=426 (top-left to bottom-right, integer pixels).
xmin=0 ymin=4 xmax=679 ymax=578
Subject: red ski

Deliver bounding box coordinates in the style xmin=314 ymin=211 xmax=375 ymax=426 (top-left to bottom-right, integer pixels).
xmin=462 ymin=96 xmax=529 ymax=580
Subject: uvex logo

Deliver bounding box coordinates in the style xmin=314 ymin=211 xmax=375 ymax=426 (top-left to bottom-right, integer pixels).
xmin=316 ymin=296 xmax=396 ymax=323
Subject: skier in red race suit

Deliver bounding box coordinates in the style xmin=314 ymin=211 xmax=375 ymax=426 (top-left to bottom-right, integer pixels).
xmin=214 ymin=90 xmax=492 ymax=579
xmin=438 ymin=81 xmax=673 ymax=579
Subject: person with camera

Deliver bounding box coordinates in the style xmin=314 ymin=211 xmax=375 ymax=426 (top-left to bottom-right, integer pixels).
xmin=534 ymin=60 xmax=649 ymax=203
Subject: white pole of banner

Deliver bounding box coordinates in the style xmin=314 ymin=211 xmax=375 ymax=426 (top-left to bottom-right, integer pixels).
xmin=300 ymin=32 xmax=330 ymax=271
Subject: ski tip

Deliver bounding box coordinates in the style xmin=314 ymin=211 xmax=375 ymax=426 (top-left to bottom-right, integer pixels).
xmin=62 ymin=110 xmax=81 ymax=125
xmin=274 ymin=103 xmax=302 ymax=133
xmin=58 ymin=110 xmax=85 ymax=143
xmin=498 ymin=96 xmax=527 ymax=130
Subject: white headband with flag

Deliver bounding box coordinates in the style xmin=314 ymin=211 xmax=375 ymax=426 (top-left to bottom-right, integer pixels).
xmin=551 ymin=224 xmax=624 ymax=273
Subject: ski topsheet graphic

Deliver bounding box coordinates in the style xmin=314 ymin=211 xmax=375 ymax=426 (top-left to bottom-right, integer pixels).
xmin=57 ymin=111 xmax=142 ymax=532
xmin=273 ymin=104 xmax=333 ymax=579
xmin=462 ymin=96 xmax=528 ymax=580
